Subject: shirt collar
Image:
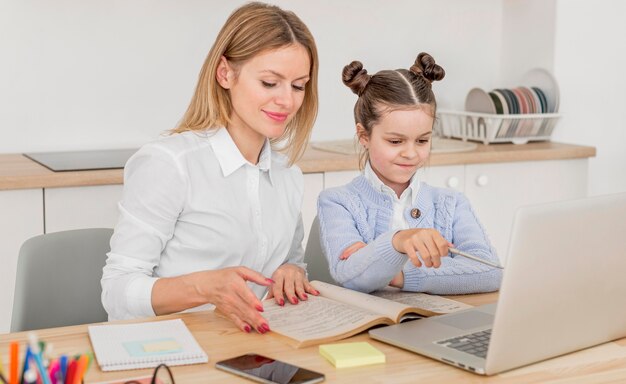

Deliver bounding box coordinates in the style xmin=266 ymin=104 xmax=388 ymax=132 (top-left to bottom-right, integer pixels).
xmin=209 ymin=128 xmax=274 ymax=183
xmin=364 ymin=161 xmax=420 ymax=204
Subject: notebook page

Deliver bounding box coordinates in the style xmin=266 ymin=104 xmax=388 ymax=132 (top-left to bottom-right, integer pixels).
xmin=88 ymin=319 xmax=208 ymax=371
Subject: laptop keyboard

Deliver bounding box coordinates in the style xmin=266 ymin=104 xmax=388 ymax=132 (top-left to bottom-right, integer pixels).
xmin=435 ymin=329 xmax=491 ymax=359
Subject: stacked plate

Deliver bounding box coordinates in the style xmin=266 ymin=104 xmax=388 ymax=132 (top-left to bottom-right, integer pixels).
xmin=465 ymin=68 xmax=559 ymax=115
xmin=439 ymin=68 xmax=561 ymax=144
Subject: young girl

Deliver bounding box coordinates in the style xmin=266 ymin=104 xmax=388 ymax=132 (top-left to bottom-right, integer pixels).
xmin=317 ymin=53 xmax=502 ymax=294
xmin=102 ymin=2 xmax=319 ymax=334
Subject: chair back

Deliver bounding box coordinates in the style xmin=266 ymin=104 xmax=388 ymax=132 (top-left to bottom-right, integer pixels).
xmin=11 ymin=228 xmax=113 ymax=332
xmin=304 ymin=216 xmax=336 ymax=284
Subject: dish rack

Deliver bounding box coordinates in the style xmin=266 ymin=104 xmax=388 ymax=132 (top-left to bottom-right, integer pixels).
xmin=437 ymin=110 xmax=561 ymax=145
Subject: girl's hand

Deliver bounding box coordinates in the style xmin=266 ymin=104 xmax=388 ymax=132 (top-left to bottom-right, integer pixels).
xmin=198 ymin=266 xmax=273 ymax=334
xmin=340 ymin=241 xmax=404 ymax=288
xmin=392 ymin=228 xmax=452 ymax=268
xmin=268 ymin=264 xmax=319 ymax=306
xmin=340 ymin=241 xmax=367 ymax=260
xmin=389 ymin=271 xmax=404 ymax=288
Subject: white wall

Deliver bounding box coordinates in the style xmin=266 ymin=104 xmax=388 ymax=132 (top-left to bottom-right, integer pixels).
xmin=1 ymin=0 xmax=624 ymax=195
xmin=553 ymin=0 xmax=626 ymax=196
xmin=501 ymin=0 xmax=556 ymax=84
xmin=0 ymin=0 xmax=502 ymax=152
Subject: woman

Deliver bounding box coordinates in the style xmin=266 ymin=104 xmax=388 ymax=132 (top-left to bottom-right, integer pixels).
xmin=102 ymin=2 xmax=319 ymax=335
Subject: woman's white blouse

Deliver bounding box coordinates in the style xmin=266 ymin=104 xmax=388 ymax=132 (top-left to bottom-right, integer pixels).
xmin=101 ymin=128 xmax=305 ymax=320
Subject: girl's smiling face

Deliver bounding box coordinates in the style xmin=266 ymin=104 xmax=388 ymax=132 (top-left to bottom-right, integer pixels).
xmin=358 ymin=107 xmax=434 ymax=197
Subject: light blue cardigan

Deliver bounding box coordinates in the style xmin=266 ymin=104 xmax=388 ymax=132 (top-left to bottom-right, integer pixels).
xmin=317 ymin=175 xmax=502 ymax=294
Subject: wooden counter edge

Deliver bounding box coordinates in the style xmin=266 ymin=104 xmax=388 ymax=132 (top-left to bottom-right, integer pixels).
xmin=0 ymin=142 xmax=596 ymax=190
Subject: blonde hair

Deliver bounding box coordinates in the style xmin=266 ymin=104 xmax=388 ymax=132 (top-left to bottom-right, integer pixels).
xmin=173 ymin=2 xmax=319 ymax=165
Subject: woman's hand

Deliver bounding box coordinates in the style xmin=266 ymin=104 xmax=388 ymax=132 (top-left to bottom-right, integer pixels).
xmin=268 ymin=264 xmax=319 ymax=306
xmin=392 ymin=228 xmax=452 ymax=268
xmin=190 ymin=266 xmax=273 ymax=334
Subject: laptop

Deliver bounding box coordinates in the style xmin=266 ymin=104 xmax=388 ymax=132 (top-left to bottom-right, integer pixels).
xmin=369 ymin=192 xmax=626 ymax=375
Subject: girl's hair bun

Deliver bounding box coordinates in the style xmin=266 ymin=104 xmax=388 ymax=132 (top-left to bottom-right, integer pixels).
xmin=342 ymin=61 xmax=372 ymax=96
xmin=409 ymin=52 xmax=445 ymax=84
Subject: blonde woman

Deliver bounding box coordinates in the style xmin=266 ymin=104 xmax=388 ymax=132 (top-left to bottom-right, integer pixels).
xmin=102 ymin=2 xmax=319 ymax=335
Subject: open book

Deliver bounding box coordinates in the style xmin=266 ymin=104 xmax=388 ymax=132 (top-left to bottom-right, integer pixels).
xmin=263 ymin=281 xmax=472 ymax=348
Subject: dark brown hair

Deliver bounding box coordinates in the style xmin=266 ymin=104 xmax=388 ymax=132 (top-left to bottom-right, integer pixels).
xmin=343 ymin=52 xmax=445 ymax=167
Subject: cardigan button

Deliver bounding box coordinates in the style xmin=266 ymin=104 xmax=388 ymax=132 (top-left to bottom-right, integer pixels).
xmin=411 ymin=208 xmax=421 ymax=219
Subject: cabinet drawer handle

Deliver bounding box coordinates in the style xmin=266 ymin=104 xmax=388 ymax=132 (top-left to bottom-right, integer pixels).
xmin=476 ymin=174 xmax=489 ymax=187
xmin=447 ymin=177 xmax=459 ymax=188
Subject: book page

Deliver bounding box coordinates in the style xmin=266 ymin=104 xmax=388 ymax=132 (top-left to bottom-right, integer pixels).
xmin=371 ymin=288 xmax=472 ymax=317
xmin=263 ymin=295 xmax=391 ymax=347
xmin=310 ymin=281 xmax=409 ymax=323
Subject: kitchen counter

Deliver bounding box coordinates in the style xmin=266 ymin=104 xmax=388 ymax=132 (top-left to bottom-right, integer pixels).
xmin=0 ymin=141 xmax=595 ymax=190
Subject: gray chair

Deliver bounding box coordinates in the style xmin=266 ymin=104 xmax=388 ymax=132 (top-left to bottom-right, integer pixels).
xmin=11 ymin=228 xmax=113 ymax=332
xmin=304 ymin=216 xmax=337 ymax=284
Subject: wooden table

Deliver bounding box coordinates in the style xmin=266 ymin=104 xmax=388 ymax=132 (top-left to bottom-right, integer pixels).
xmin=2 ymin=291 xmax=626 ymax=383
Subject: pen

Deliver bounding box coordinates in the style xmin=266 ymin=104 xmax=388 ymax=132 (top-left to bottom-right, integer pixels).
xmin=0 ymin=351 xmax=6 ymax=384
xmin=449 ymin=248 xmax=504 ymax=269
xmin=46 ymin=360 xmax=58 ymax=384
xmin=0 ymin=362 xmax=7 ymax=384
xmin=9 ymin=342 xmax=18 ymax=384
xmin=58 ymin=355 xmax=67 ymax=384
xmin=19 ymin=345 xmax=32 ymax=384
xmin=27 ymin=333 xmax=50 ymax=384
xmin=71 ymin=355 xmax=87 ymax=384
xmin=65 ymin=359 xmax=77 ymax=384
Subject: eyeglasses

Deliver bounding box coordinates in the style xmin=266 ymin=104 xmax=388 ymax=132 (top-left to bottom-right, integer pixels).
xmin=124 ymin=364 xmax=175 ymax=384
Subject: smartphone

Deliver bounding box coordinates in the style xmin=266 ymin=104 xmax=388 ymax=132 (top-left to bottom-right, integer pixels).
xmin=215 ymin=353 xmax=325 ymax=384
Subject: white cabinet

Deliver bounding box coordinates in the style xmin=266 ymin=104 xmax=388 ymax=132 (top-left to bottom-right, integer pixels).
xmin=465 ymin=159 xmax=587 ymax=263
xmin=418 ymin=165 xmax=465 ymax=191
xmin=323 ymin=166 xmax=466 ymax=192
xmin=0 ymin=189 xmax=44 ymax=333
xmin=44 ymin=185 xmax=123 ymax=233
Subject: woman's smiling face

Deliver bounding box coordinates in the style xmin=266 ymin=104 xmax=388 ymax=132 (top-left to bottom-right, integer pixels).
xmin=218 ymin=44 xmax=311 ymax=142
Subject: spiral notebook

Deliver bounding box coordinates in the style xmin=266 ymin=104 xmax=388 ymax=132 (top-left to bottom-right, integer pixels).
xmin=88 ymin=319 xmax=208 ymax=371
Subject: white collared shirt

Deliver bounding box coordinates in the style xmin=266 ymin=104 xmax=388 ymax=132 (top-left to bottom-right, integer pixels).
xmin=102 ymin=128 xmax=305 ymax=320
xmin=364 ymin=161 xmax=420 ymax=230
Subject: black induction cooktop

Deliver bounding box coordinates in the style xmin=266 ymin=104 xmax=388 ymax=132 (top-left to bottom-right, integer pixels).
xmin=24 ymin=148 xmax=138 ymax=172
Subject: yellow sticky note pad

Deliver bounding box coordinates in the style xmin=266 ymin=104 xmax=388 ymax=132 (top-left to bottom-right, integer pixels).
xmin=319 ymin=342 xmax=385 ymax=368
xmin=142 ymin=340 xmax=181 ymax=353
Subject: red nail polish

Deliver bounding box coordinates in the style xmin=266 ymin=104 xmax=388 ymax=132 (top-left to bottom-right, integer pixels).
xmin=292 ymin=296 xmax=298 ymax=304
xmin=262 ymin=323 xmax=271 ymax=332
xmin=244 ymin=325 xmax=251 ymax=333
xmin=256 ymin=305 xmax=264 ymax=312
xmin=266 ymin=278 xmax=275 ymax=284
xmin=303 ymin=293 xmax=308 ymax=299
xmin=257 ymin=326 xmax=265 ymax=334
xmin=279 ymin=299 xmax=285 ymax=306
xmin=314 ymin=290 xmax=320 ymax=295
